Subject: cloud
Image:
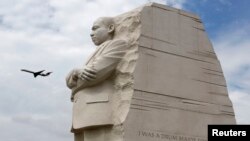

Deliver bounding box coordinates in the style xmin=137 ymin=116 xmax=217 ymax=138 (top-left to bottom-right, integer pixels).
xmin=229 ymin=91 xmax=250 ymax=124
xmin=0 ymin=0 xmax=57 ymax=31
xmin=0 ymin=0 xmax=187 ymax=141
xmin=219 ymin=0 xmax=232 ymax=6
xmin=0 ymin=113 xmax=72 ymax=141
xmin=213 ymin=20 xmax=250 ymax=123
xmin=166 ymin=0 xmax=186 ymax=8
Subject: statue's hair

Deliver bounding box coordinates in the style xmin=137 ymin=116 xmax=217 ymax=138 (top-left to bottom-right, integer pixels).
xmin=97 ymin=17 xmax=115 ymax=27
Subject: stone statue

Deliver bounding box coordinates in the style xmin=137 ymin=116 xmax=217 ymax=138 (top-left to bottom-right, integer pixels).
xmin=66 ymin=3 xmax=236 ymax=141
xmin=66 ymin=17 xmax=131 ymax=141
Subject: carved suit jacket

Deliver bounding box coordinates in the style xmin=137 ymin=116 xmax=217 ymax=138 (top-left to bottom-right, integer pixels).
xmin=66 ymin=39 xmax=128 ymax=132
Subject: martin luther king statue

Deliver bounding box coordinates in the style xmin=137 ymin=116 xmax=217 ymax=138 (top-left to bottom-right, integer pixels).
xmin=66 ymin=3 xmax=236 ymax=141
xmin=66 ymin=16 xmax=135 ymax=141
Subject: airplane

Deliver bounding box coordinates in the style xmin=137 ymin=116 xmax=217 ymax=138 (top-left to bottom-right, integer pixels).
xmin=21 ymin=69 xmax=52 ymax=78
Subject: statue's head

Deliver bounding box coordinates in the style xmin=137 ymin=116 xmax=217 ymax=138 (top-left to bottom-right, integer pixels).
xmin=90 ymin=17 xmax=115 ymax=46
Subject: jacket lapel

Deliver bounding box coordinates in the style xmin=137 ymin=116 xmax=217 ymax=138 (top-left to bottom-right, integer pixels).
xmin=85 ymin=40 xmax=111 ymax=65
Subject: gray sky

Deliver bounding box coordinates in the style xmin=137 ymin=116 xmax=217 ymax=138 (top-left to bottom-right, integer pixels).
xmin=0 ymin=0 xmax=249 ymax=141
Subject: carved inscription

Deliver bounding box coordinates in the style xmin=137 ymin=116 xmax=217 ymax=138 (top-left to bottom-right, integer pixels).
xmin=138 ymin=130 xmax=207 ymax=141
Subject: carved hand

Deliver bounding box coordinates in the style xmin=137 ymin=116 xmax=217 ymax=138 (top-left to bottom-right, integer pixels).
xmin=78 ymin=67 xmax=97 ymax=82
xmin=66 ymin=69 xmax=79 ymax=88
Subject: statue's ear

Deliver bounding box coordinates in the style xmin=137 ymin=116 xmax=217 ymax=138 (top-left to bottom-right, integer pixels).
xmin=108 ymin=24 xmax=115 ymax=33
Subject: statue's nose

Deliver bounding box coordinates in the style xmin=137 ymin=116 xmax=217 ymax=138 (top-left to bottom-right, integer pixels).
xmin=90 ymin=32 xmax=94 ymax=37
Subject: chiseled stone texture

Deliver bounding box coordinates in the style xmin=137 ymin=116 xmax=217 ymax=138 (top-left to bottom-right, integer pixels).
xmin=118 ymin=3 xmax=236 ymax=141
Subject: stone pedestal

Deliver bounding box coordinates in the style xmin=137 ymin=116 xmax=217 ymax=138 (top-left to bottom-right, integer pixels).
xmin=114 ymin=3 xmax=236 ymax=141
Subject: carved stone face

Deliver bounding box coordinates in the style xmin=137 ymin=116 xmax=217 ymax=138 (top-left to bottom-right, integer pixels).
xmin=90 ymin=18 xmax=112 ymax=46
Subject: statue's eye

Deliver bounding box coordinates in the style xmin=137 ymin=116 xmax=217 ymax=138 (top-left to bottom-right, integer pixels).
xmin=92 ymin=26 xmax=99 ymax=30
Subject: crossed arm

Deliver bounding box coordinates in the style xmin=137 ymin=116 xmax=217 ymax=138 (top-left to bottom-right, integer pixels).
xmin=66 ymin=67 xmax=96 ymax=89
xmin=66 ymin=39 xmax=128 ymax=94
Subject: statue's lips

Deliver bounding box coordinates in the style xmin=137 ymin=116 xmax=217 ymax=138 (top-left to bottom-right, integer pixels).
xmin=91 ymin=37 xmax=97 ymax=42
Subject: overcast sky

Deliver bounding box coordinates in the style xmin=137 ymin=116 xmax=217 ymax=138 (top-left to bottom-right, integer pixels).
xmin=0 ymin=0 xmax=249 ymax=141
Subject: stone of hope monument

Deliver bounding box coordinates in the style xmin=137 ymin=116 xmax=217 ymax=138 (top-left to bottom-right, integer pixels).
xmin=66 ymin=3 xmax=236 ymax=141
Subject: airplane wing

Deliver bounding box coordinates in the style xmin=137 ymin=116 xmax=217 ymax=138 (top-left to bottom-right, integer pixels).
xmin=33 ymin=70 xmax=45 ymax=77
xmin=21 ymin=69 xmax=46 ymax=78
xmin=35 ymin=70 xmax=45 ymax=74
xmin=21 ymin=69 xmax=35 ymax=73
